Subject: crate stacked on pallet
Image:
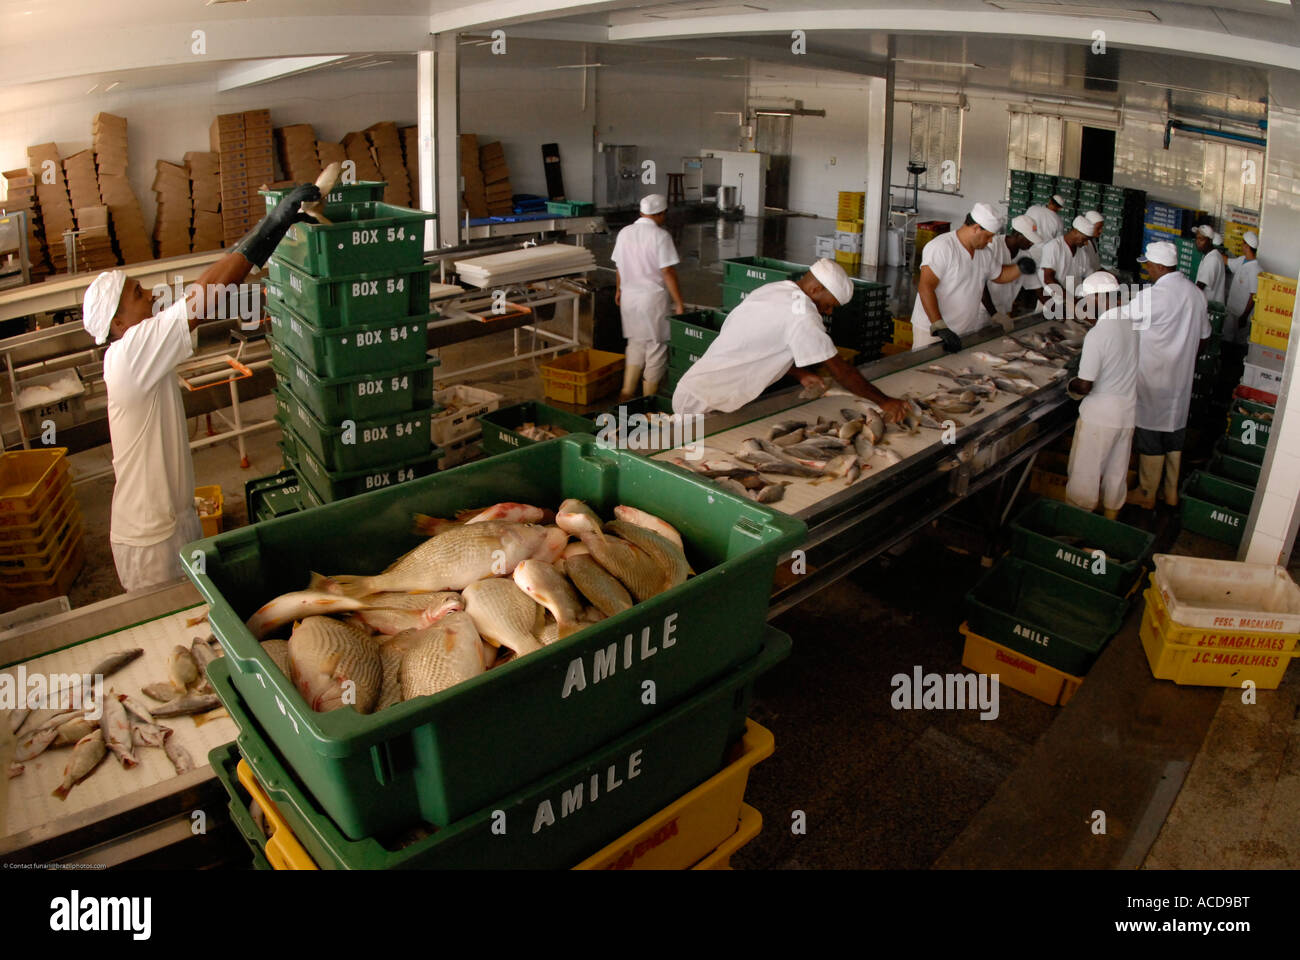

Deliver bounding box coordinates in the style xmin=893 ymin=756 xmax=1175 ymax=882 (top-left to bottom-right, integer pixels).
xmin=1098 ymin=184 xmax=1144 ymax=271
xmin=961 ymin=499 xmax=1153 ymax=705
xmin=1029 ymin=172 xmax=1056 ymax=209
xmin=187 ymin=434 xmax=799 ymax=868
xmin=92 ymin=113 xmax=151 ymax=265
xmin=260 ymin=185 xmax=440 ymax=506
xmin=1052 ymin=176 xmax=1079 ymax=225
xmin=0 ymin=167 xmax=51 ymax=280
xmin=27 ymin=143 xmax=74 ymax=274
xmin=0 ymin=448 xmax=84 ymax=612
xmin=211 ymin=110 xmax=274 ymax=249
xmin=187 ymin=152 xmax=223 ymax=253
xmin=152 ymin=160 xmax=193 ymax=259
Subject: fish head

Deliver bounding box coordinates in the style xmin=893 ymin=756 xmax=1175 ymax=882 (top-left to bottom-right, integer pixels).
xmin=555 ymin=500 xmax=603 ymax=539
xmin=529 ymin=525 xmax=570 ymax=564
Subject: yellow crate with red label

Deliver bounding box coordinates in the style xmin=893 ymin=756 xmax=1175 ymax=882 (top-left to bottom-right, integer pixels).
xmin=959 ymin=622 xmax=1083 ymax=706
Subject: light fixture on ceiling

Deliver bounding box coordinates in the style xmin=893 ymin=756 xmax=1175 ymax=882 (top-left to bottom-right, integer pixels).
xmin=983 ymin=0 xmax=1159 ymax=21
xmin=359 ymin=60 xmax=393 ymax=69
xmin=754 ymin=109 xmax=791 ymax=116
xmin=85 ymin=83 xmax=99 ymax=94
xmin=1134 ymin=79 xmax=1260 ymax=102
xmin=893 ymin=58 xmax=983 ymax=70
xmin=105 ymin=81 xmax=120 ymax=91
xmin=554 ymin=63 xmax=605 ymax=69
xmin=696 ymin=56 xmax=735 ymax=61
xmin=205 ymin=0 xmax=251 ymax=5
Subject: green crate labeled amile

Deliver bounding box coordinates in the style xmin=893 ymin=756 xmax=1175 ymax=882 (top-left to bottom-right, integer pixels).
xmin=1180 ymin=471 xmax=1254 ymax=546
xmin=265 ymin=258 xmax=433 ymax=329
xmin=1010 ymin=499 xmax=1154 ymax=595
xmin=267 ymin=298 xmax=430 ymax=379
xmin=184 ymin=436 xmax=806 ymax=839
xmin=272 ymin=202 xmax=434 ymax=276
xmin=274 ymin=387 xmax=434 ymax=472
xmin=207 ymin=630 xmax=788 ymax=869
xmin=262 ymin=181 xmax=387 ymax=219
xmin=268 ymin=337 xmax=436 ymax=423
xmin=965 ymin=556 xmax=1129 ymax=676
xmin=477 ymin=401 xmax=598 ymax=456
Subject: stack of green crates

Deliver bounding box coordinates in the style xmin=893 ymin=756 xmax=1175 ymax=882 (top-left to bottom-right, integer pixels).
xmin=261 ymin=197 xmax=442 ymax=505
xmin=1180 ymin=393 xmax=1271 ymax=546
xmin=1008 ymin=169 xmax=1032 ymax=221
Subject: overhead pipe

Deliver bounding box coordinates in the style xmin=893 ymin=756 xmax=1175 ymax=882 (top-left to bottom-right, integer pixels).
xmin=1163 ymin=119 xmax=1266 ymax=150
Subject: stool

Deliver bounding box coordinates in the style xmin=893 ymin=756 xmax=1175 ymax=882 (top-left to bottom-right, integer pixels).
xmin=666 ymin=173 xmax=685 ymax=206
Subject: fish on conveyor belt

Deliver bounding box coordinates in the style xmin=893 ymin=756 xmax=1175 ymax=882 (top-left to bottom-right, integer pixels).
xmin=874 ymin=448 xmax=903 ymax=467
xmin=400 ymin=612 xmax=488 ymax=701
xmin=53 ymin=729 xmax=105 ymax=800
xmin=91 ymin=649 xmax=144 ymax=678
xmin=150 ymin=693 xmax=222 ymax=718
xmin=735 ymin=439 xmax=824 ymax=477
xmin=141 ymin=682 xmax=183 ymax=703
xmin=163 ymin=732 xmax=194 ymax=775
xmin=605 ymin=521 xmax=690 ymax=589
xmin=714 ymin=476 xmax=751 ymax=497
xmin=102 ymin=695 xmax=137 ymax=768
xmin=169 ymin=645 xmax=199 ymax=690
xmin=514 ymin=559 xmax=584 ymax=639
xmin=119 ymin=694 xmax=159 ymax=727
xmin=328 ymin=523 xmax=553 ymax=597
xmin=191 ymin=638 xmax=219 ymax=693
xmin=613 ymin=505 xmax=684 ymax=551
xmin=53 ymin=717 xmax=96 ymax=747
xmin=971 ymin=351 xmax=1009 ymax=368
xmin=131 ymin=721 xmax=171 ymax=749
xmin=289 ymin=617 xmax=382 ymax=714
xmin=15 ymin=726 xmax=59 ymax=762
xmin=564 ymin=553 xmax=635 ymax=618
xmin=771 ymin=427 xmax=805 ymax=447
xmin=993 ymin=377 xmax=1038 ymax=396
xmin=766 ymin=419 xmax=805 ymax=441
xmin=755 ymin=483 xmax=786 ymax=503
xmin=462 ymin=578 xmax=545 ymax=656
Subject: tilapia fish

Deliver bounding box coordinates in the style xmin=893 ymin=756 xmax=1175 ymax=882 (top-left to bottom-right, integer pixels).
xmin=90 ymin=649 xmax=144 ymax=678
xmin=613 ymin=505 xmax=683 ymax=551
xmin=352 ymin=592 xmax=464 ymax=635
xmin=190 ymin=638 xmax=219 ymax=692
xmin=459 ymin=502 xmax=554 ymax=524
xmin=289 ymin=616 xmax=382 ymax=714
xmin=102 ymin=695 xmax=137 ymax=768
xmin=163 ymin=733 xmax=194 ymax=775
xmin=53 ymin=729 xmax=105 ymax=800
xmin=564 ymin=553 xmax=635 ymax=618
xmin=605 ymin=521 xmax=690 ymax=589
xmin=462 ymin=579 xmax=544 ymax=656
xmin=400 ymin=612 xmax=488 ymax=700
xmin=556 ymin=499 xmax=606 ymax=541
xmin=329 ymin=523 xmax=552 ymax=597
xmin=514 ymin=559 xmax=584 ymax=639
xmin=581 ymin=532 xmax=672 ymax=603
xmin=131 ymin=721 xmax=171 ymax=749
xmin=766 ymin=419 xmax=806 ymax=441
xmin=54 ymin=717 xmax=96 ymax=747
xmin=150 ymin=693 xmax=222 ymax=718
xmin=245 ymin=576 xmax=368 ymax=639
xmin=141 ymin=682 xmax=183 ymax=702
xmin=261 ymin=639 xmax=291 ymax=677
xmin=169 ymin=645 xmax=199 ymax=690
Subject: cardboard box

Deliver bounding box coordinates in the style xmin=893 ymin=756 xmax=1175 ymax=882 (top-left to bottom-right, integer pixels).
xmin=317 ymin=142 xmax=346 ymax=166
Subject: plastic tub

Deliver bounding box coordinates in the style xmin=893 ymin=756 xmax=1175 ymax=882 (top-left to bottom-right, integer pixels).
xmin=0 ymin=489 xmax=74 ymax=556
xmin=267 ymin=337 xmax=436 ymax=424
xmin=186 ymin=435 xmax=806 ymax=838
xmin=430 ymin=384 xmax=505 ymax=446
xmin=477 ymin=401 xmax=599 ymax=456
xmin=692 ymin=803 xmax=762 ymax=870
xmin=1150 ymin=555 xmax=1300 ymax=632
xmin=261 ymin=181 xmax=387 ymax=220
xmin=964 ymin=556 xmax=1129 ymax=676
xmin=669 ymin=309 xmax=728 ymax=356
xmin=0 ymin=535 xmax=84 ymax=610
xmin=264 ymin=257 xmax=433 ymax=329
xmin=274 ymin=387 xmax=433 ymax=473
xmin=0 ymin=507 xmax=80 ymax=572
xmin=1009 ymin=499 xmax=1153 ymax=595
xmin=539 ymin=350 xmax=625 ymax=406
xmin=1208 ymin=440 xmax=1261 ymax=487
xmin=195 ymin=485 xmax=223 ymax=538
xmin=266 ymin=297 xmax=430 ymax=378
xmin=1180 ymin=471 xmax=1253 ymax=546
xmin=245 ymin=470 xmax=302 ymax=523
xmin=0 ymin=448 xmax=68 ymax=517
xmin=959 ymin=622 xmax=1083 ymax=707
xmin=271 ymin=201 xmax=435 ymax=276
xmin=206 ymin=631 xmax=789 ymax=866
xmin=288 ymin=429 xmax=441 ymax=504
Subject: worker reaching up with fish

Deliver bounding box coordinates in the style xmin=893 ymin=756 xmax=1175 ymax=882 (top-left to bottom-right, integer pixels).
xmin=82 ymin=182 xmax=322 ymax=593
xmin=672 ymin=259 xmax=909 ymax=423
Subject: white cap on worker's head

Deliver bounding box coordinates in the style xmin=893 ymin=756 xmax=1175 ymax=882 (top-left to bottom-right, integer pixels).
xmin=82 ymin=269 xmax=126 ymax=346
xmin=1051 ymin=193 xmax=1066 ymax=207
xmin=1212 ymin=232 xmax=1223 ymax=246
xmin=969 ymin=202 xmax=1003 ymax=233
xmin=1243 ymin=230 xmax=1259 ymax=249
xmin=1076 ymin=271 xmax=1121 ymax=297
xmin=1010 ymin=214 xmax=1042 ymax=244
xmin=809 ymin=258 xmax=854 ymax=306
xmin=1195 ymin=224 xmax=1215 ymax=238
xmin=1138 ymin=240 xmax=1178 ymax=267
xmin=1072 ymin=215 xmax=1096 ymax=236
xmin=1085 ymin=210 xmax=1104 ymax=224
xmin=639 ymin=194 xmax=667 ymax=215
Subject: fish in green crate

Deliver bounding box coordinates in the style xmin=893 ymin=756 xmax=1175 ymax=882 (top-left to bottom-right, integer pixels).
xmin=399 ymin=612 xmax=490 ymax=701
xmin=462 ymin=578 xmax=545 ymax=657
xmin=288 ymin=617 xmax=383 ymax=714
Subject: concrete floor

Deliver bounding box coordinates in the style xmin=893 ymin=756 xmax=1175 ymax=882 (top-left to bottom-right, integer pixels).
xmin=42 ymin=211 xmax=1300 ymax=869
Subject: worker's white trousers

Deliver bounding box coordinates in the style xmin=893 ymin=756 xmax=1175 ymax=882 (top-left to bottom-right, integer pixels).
xmin=1066 ymin=416 xmax=1134 ymax=512
xmin=111 ymin=510 xmax=203 ymax=593
xmin=625 ymin=338 xmax=669 ymax=382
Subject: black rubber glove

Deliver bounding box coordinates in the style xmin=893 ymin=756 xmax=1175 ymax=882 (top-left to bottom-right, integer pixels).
xmin=232 ymin=183 xmax=322 ymax=268
xmin=1017 ymin=257 xmax=1038 ymax=276
xmin=934 ymin=325 xmax=962 ymax=353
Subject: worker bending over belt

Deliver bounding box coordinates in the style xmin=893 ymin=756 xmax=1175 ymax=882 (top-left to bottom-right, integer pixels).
xmin=983 ymin=214 xmax=1047 ymax=321
xmin=1132 ymin=240 xmax=1212 ymax=510
xmin=673 ymin=259 xmax=909 ymax=423
xmin=1023 ymin=193 xmax=1066 ymax=243
xmin=611 ymin=194 xmax=684 ymax=401
xmin=82 ymin=182 xmax=322 ymax=593
xmin=911 ymin=202 xmax=1034 ymax=353
xmin=1038 ymin=215 xmax=1096 ymax=303
xmin=1065 ymin=272 xmax=1138 ymax=518
xmin=1078 ymin=210 xmax=1104 ymax=276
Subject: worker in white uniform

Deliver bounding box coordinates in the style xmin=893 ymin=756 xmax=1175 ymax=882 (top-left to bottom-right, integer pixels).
xmin=673 ymin=259 xmax=909 ymax=423
xmin=1038 ymin=216 xmax=1095 ymax=303
xmin=611 ymin=194 xmax=684 ymax=401
xmin=1023 ymin=194 xmax=1066 ymax=243
xmin=1223 ymin=229 xmax=1261 ymax=384
xmin=1077 ymin=210 xmax=1104 ymax=275
xmin=1193 ymin=224 xmax=1227 ymax=306
xmin=1132 ymin=240 xmax=1212 ymax=509
xmin=911 ymin=203 xmax=1033 ymax=352
xmin=82 ymin=183 xmax=321 ymax=592
xmin=982 ymin=214 xmax=1046 ymax=320
xmin=1065 ymin=272 xmax=1138 ymax=518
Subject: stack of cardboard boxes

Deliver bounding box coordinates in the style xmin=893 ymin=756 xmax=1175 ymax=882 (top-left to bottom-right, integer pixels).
xmin=27 ymin=143 xmax=73 ymax=274
xmin=480 ymin=140 xmax=513 ymax=216
xmin=187 ymin=151 xmax=222 ymax=252
xmin=316 ymin=140 xmax=346 ymax=171
xmin=341 ymin=131 xmax=382 ymax=184
xmin=275 ymin=124 xmax=320 ymax=182
xmin=1 ymin=167 xmax=51 ymax=279
xmin=92 ymin=113 xmax=151 ymax=264
xmin=400 ymin=125 xmax=420 ymax=207
xmin=459 ymin=134 xmax=487 ymax=218
xmin=152 ymin=160 xmax=193 ymax=258
xmin=71 ymin=204 xmax=116 ymax=271
xmin=365 ymin=121 xmax=410 ymax=206
xmin=211 ymin=109 xmax=274 ymax=249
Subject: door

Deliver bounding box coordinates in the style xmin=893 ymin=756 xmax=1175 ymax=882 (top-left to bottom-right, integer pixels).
xmin=755 ymin=114 xmax=792 ymax=211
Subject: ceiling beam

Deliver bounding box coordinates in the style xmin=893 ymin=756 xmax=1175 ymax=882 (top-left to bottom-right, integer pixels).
xmin=216 ymin=56 xmax=349 ymax=92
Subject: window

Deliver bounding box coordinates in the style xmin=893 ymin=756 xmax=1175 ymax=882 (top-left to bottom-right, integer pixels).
xmin=909 ymin=103 xmax=964 ymax=194
xmin=1006 ymin=108 xmax=1064 ymax=195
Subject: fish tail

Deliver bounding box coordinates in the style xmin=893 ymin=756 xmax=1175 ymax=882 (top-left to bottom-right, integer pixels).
xmin=557 ymin=620 xmax=584 ymax=640
xmin=453 ymin=507 xmax=482 ymax=522
xmin=329 ymin=576 xmax=375 ymax=600
xmin=308 ymin=571 xmax=341 ymax=594
xmin=414 ymin=513 xmax=457 ymax=536
xmin=53 ymin=785 xmax=69 ymax=799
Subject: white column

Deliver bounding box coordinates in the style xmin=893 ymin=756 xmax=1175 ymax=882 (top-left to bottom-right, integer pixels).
xmin=419 ymin=34 xmax=462 ymax=252
xmin=862 ymin=72 xmax=890 ymax=267
xmin=1239 ymin=70 xmax=1300 ymax=564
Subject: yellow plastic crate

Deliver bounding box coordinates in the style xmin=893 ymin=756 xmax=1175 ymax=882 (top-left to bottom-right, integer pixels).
xmin=0 ymin=534 xmax=84 ymax=611
xmin=574 ymin=720 xmax=774 ymax=870
xmin=1140 ymin=588 xmax=1300 ymax=689
xmin=834 ymin=250 xmax=861 ymax=268
xmin=960 ymin=622 xmax=1083 ymax=706
xmin=893 ymin=318 xmax=913 ymax=345
xmin=836 ymin=191 xmax=865 ymax=219
xmin=195 ymin=485 xmax=224 ymax=538
xmin=1256 ymin=272 xmax=1296 ymax=315
xmin=540 ymin=349 xmax=625 ymax=406
xmin=881 ymin=342 xmax=910 ymax=356
xmin=235 ymin=758 xmax=318 ymax=870
xmin=835 ymin=217 xmax=864 ymax=232
xmin=0 ymin=448 xmax=68 ymax=517
xmin=1249 ymin=318 xmax=1290 ymax=352
xmin=693 ymin=803 xmax=762 ymax=870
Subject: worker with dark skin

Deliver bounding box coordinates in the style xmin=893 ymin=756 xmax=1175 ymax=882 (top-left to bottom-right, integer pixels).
xmin=980 ymin=220 xmax=1046 ymax=320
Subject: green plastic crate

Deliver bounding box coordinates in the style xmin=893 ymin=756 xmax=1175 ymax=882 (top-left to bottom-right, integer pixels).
xmin=207 ymin=735 xmax=278 ymax=870
xmin=601 ymin=394 xmax=675 ymax=418
xmin=244 ymin=470 xmax=304 ymax=523
xmin=964 ymin=556 xmax=1129 ymax=676
xmin=721 ymin=284 xmax=748 ymax=312
xmin=266 ymin=298 xmax=430 ymax=379
xmin=289 ymin=430 xmax=441 ymax=504
xmin=1208 ymin=446 xmax=1261 ymax=487
xmin=669 ymin=309 xmax=728 ymax=356
xmin=185 ymin=435 xmax=806 ymax=838
xmin=268 ymin=337 xmax=436 ymax=423
xmin=477 ymin=401 xmax=598 ymax=456
xmin=274 ymin=386 xmax=434 ymax=472
xmin=721 ymin=256 xmax=807 ymax=290
xmin=272 ymin=202 xmax=434 ymax=276
xmin=206 ymin=630 xmax=788 ymax=869
xmin=1222 ymin=431 xmax=1268 ymax=464
xmin=545 ymin=200 xmax=596 ymax=217
xmin=1180 ymin=471 xmax=1253 ymax=546
xmin=1009 ymin=500 xmax=1154 ymax=595
xmin=262 ymin=181 xmax=387 ymax=219
xmin=670 ymin=343 xmax=706 ymax=370
xmin=265 ymin=257 xmax=433 ymax=329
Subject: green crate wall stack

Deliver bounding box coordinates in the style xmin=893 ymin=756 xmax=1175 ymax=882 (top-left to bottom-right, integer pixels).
xmin=260 ymin=184 xmax=442 ymax=506
xmin=1008 ymin=169 xmax=1033 ymax=222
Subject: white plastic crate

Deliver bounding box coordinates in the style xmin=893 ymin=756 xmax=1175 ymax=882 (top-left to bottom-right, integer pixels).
xmin=14 ymin=369 xmax=87 ymax=436
xmin=1151 ymin=555 xmax=1300 ymax=633
xmin=814 ymin=235 xmax=835 ymax=259
xmin=430 ymin=384 xmax=505 ymax=446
